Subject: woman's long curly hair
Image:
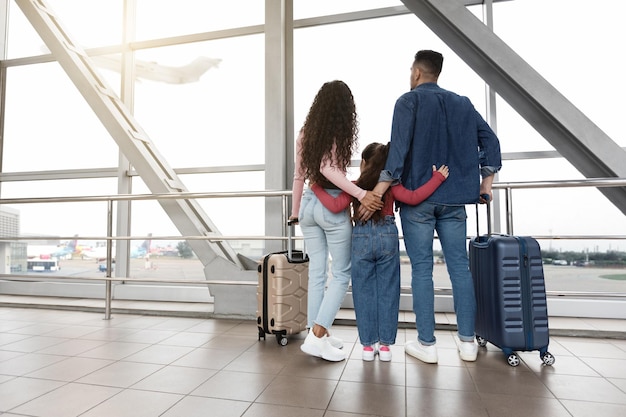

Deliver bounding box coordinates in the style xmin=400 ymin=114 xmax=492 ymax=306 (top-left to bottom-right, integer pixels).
xmin=300 ymin=80 xmax=359 ymax=184
xmin=353 ymin=142 xmax=390 ymax=223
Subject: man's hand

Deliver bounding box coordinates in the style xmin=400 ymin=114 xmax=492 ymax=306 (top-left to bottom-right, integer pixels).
xmin=479 ymin=174 xmax=495 ymax=204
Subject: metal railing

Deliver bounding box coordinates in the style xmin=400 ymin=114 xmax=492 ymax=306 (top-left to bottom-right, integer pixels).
xmin=0 ymin=177 xmax=625 ymax=319
xmin=493 ymin=177 xmax=626 ymax=236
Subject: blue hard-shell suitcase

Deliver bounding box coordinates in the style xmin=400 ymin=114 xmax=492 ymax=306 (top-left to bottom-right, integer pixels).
xmin=469 ymin=202 xmax=555 ymax=367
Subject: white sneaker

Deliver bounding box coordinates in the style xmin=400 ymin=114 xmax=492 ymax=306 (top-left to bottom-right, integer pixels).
xmin=327 ymin=334 xmax=344 ymax=349
xmin=458 ymin=340 xmax=478 ymax=362
xmin=362 ymin=345 xmax=376 ymax=361
xmin=378 ymin=345 xmax=392 ymax=362
xmin=405 ymin=341 xmax=438 ymax=364
xmin=301 ymin=331 xmax=346 ymax=362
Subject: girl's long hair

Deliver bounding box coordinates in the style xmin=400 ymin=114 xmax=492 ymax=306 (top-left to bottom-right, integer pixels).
xmin=300 ymin=80 xmax=358 ymax=184
xmin=353 ymin=142 xmax=390 ymax=223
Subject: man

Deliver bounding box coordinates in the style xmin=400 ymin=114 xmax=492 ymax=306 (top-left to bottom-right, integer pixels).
xmin=367 ymin=50 xmax=501 ymax=363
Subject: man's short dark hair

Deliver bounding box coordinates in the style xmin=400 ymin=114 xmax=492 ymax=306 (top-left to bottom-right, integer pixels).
xmin=414 ymin=50 xmax=443 ymax=76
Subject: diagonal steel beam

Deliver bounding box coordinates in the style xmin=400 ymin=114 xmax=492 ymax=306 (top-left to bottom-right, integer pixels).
xmin=15 ymin=0 xmax=245 ymax=273
xmin=402 ymin=0 xmax=626 ymax=214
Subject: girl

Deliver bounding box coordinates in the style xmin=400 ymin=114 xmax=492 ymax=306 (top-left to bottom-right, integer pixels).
xmin=312 ymin=142 xmax=448 ymax=361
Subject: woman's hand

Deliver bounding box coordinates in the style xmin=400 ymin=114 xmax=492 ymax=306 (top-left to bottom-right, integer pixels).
xmin=359 ymin=190 xmax=384 ymax=212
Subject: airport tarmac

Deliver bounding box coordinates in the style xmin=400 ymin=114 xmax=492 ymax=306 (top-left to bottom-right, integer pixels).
xmin=417 ymin=263 xmax=626 ymax=294
xmin=38 ymin=257 xmax=626 ymax=294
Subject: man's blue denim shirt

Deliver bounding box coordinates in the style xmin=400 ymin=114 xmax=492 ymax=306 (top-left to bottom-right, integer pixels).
xmin=381 ymin=82 xmax=502 ymax=206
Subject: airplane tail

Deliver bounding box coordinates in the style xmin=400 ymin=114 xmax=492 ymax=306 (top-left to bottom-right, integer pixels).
xmin=141 ymin=233 xmax=152 ymax=253
xmin=68 ymin=237 xmax=78 ymax=251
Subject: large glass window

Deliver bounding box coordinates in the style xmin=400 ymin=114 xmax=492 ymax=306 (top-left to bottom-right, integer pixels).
xmin=294 ymin=0 xmax=403 ymax=19
xmin=1 ymin=0 xmax=624 ymax=311
xmin=8 ymin=0 xmax=123 ymax=58
xmin=135 ymin=0 xmax=264 ymax=41
xmin=7 ymin=0 xmax=43 ymax=58
xmin=493 ymin=0 xmax=625 ymax=150
xmin=131 ymin=172 xmax=266 ymax=237
xmin=2 ymin=179 xmax=118 ymax=236
xmin=133 ymin=36 xmax=265 ymax=168
xmin=3 ymin=64 xmax=120 ymax=172
xmin=294 ymin=14 xmax=486 ymax=156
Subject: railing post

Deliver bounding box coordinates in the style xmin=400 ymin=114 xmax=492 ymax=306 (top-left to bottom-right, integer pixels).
xmin=104 ymin=199 xmax=114 ymax=320
xmin=104 ymin=279 xmax=112 ymax=320
xmin=282 ymin=194 xmax=288 ymax=251
xmin=505 ymin=187 xmax=514 ymax=235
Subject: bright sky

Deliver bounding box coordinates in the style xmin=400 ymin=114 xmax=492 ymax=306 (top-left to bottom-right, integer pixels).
xmin=2 ymin=0 xmax=625 ymax=252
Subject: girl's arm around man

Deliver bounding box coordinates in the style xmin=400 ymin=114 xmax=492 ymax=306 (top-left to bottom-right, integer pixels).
xmin=312 ymin=165 xmax=449 ymax=212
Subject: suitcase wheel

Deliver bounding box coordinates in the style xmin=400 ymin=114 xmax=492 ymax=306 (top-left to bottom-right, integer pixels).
xmin=476 ymin=336 xmax=487 ymax=347
xmin=257 ymin=327 xmax=265 ymax=341
xmin=276 ymin=334 xmax=288 ymax=346
xmin=507 ymin=353 xmax=521 ymax=367
xmin=541 ymin=351 xmax=555 ymax=366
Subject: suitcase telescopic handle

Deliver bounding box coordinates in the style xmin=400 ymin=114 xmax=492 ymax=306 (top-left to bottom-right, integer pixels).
xmin=285 ymin=219 xmax=307 ymax=262
xmin=287 ymin=219 xmax=296 ymax=259
xmin=475 ymin=194 xmax=492 ymax=237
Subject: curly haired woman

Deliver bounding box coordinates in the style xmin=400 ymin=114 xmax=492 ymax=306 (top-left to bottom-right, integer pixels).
xmin=290 ymin=80 xmax=383 ymax=362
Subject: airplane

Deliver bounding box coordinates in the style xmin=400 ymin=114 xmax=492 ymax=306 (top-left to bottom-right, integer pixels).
xmin=82 ymin=236 xmax=152 ymax=262
xmin=131 ymin=234 xmax=152 ymax=258
xmin=40 ymin=46 xmax=221 ymax=84
xmin=51 ymin=239 xmax=79 ymax=259
xmin=81 ymin=245 xmax=110 ymax=262
xmin=27 ymin=239 xmax=79 ymax=260
xmin=91 ymin=55 xmax=222 ymax=84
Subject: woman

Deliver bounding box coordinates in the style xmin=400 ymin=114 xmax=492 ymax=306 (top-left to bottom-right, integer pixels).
xmin=290 ymin=80 xmax=382 ymax=362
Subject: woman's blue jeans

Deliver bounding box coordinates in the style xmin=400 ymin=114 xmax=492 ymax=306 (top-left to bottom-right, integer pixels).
xmin=351 ymin=216 xmax=401 ymax=346
xmin=399 ymin=203 xmax=476 ymax=345
xmin=298 ymin=188 xmax=352 ymax=330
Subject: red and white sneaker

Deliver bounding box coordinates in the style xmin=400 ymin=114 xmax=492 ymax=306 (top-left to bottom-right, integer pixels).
xmin=362 ymin=345 xmax=376 ymax=361
xmin=378 ymin=345 xmax=392 ymax=362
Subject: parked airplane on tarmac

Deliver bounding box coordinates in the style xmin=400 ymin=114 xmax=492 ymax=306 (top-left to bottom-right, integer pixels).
xmin=81 ymin=235 xmax=152 ymax=262
xmin=132 ymin=235 xmax=152 ymax=259
xmin=27 ymin=239 xmax=79 ymax=260
xmin=80 ymin=245 xmax=110 ymax=262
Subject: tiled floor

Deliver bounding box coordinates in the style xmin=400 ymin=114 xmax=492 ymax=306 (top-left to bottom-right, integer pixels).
xmin=1 ymin=306 xmax=625 ymax=417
